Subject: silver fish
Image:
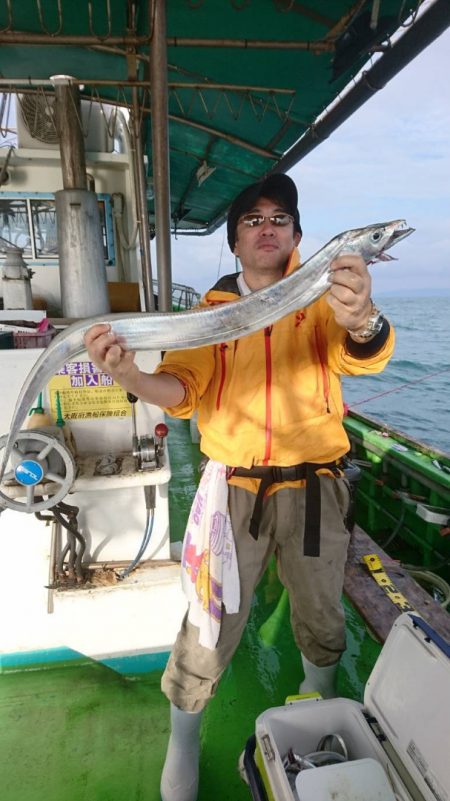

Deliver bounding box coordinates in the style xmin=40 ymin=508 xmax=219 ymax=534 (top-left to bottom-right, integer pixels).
xmin=0 ymin=220 xmax=413 ymax=481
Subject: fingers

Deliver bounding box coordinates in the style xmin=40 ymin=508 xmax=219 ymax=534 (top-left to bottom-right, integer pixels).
xmin=330 ymin=253 xmax=368 ymax=287
xmin=103 ymin=342 xmax=124 ymax=369
xmin=82 ymin=324 xmax=138 ymax=391
xmin=327 ymin=254 xmax=372 ymax=329
xmin=330 ymin=253 xmax=367 ymax=275
xmin=84 ymin=324 xmax=113 ymax=357
xmin=83 ymin=324 xmax=122 ymax=370
xmin=83 ymin=323 xmax=111 ymax=346
xmin=329 ymin=254 xmax=370 ymax=298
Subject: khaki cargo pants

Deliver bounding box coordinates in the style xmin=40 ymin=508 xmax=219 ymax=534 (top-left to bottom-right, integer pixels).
xmin=161 ymin=475 xmax=350 ymax=713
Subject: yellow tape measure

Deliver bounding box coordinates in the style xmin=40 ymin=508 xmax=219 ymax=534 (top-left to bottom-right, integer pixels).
xmin=362 ymin=554 xmax=416 ymax=612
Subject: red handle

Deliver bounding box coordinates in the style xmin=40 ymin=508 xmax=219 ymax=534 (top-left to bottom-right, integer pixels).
xmin=155 ymin=423 xmax=169 ymax=439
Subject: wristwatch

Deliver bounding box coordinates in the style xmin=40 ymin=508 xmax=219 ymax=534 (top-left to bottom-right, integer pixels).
xmin=347 ymin=301 xmax=384 ymax=340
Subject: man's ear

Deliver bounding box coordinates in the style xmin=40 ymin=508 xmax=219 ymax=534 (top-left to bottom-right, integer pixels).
xmin=294 ymin=232 xmax=301 ymax=247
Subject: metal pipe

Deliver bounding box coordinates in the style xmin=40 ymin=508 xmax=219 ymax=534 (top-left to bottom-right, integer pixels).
xmin=52 ymin=82 xmax=110 ymax=318
xmin=0 ymin=78 xmax=295 ymax=94
xmin=54 ymin=83 xmax=87 ymax=190
xmin=166 ymin=37 xmax=333 ymax=51
xmin=115 ymin=109 xmax=140 ymax=279
xmin=131 ymin=87 xmax=155 ymax=312
xmin=0 ymin=33 xmax=332 ymax=51
xmin=47 ymin=518 xmax=60 ymax=613
xmin=272 ymin=0 xmax=450 ymax=175
xmin=84 ymin=558 xmax=175 ymax=569
xmin=150 ymin=0 xmax=172 ymax=312
xmin=55 ymin=189 xmax=110 ymax=317
xmin=0 ymin=34 xmax=150 ymax=45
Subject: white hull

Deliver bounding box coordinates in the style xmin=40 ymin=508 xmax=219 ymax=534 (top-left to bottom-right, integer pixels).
xmin=0 ymin=347 xmax=187 ymax=673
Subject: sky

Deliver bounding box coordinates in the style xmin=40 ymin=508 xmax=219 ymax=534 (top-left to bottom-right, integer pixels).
xmin=167 ymin=22 xmax=450 ymax=298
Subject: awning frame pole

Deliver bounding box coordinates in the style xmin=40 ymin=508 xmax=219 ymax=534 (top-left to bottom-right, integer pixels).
xmin=150 ymin=0 xmax=172 ymax=312
xmin=131 ymin=85 xmax=155 ymax=312
xmin=273 ymin=0 xmax=450 ymax=174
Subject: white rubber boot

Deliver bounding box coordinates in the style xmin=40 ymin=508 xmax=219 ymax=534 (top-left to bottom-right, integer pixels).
xmin=160 ymin=703 xmax=203 ymax=801
xmin=299 ymin=655 xmax=339 ymax=699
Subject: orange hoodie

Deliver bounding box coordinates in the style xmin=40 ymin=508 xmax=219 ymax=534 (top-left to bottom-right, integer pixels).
xmin=155 ymin=249 xmax=394 ymax=494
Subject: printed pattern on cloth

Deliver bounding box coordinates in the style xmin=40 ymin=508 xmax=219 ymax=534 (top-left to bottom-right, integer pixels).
xmin=181 ymin=460 xmax=240 ymax=649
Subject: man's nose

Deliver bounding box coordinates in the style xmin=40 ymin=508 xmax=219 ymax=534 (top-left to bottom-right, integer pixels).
xmin=260 ymin=217 xmax=274 ymax=233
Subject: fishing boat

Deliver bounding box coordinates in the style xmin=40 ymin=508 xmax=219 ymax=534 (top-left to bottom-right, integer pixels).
xmin=0 ymin=2 xmax=448 ymax=800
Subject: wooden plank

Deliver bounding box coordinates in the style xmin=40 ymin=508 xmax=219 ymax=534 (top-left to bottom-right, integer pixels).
xmin=344 ymin=525 xmax=450 ymax=643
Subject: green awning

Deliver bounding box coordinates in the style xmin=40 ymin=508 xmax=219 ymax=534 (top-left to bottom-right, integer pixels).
xmin=0 ymin=1 xmax=440 ymax=232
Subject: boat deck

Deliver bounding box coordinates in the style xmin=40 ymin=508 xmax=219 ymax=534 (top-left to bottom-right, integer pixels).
xmin=1 ymin=418 xmax=448 ymax=801
xmin=345 ymin=525 xmax=450 ymax=642
xmin=0 ymin=596 xmax=379 ymax=801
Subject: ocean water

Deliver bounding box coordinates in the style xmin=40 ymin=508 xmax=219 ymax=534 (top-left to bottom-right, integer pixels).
xmin=342 ymin=295 xmax=450 ymax=455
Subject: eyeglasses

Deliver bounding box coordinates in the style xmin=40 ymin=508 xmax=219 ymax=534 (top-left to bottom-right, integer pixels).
xmin=238 ymin=212 xmax=294 ymax=228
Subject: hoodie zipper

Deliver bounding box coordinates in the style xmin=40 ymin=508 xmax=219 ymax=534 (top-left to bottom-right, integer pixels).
xmin=314 ymin=325 xmax=330 ymax=413
xmin=216 ymin=343 xmax=228 ymax=410
xmin=263 ymin=326 xmax=273 ymax=464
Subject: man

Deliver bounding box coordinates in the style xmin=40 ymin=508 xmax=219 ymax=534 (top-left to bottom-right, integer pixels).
xmin=84 ymin=174 xmax=394 ymax=801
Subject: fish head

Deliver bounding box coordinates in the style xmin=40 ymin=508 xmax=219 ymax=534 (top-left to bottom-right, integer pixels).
xmin=340 ymin=220 xmax=414 ymax=263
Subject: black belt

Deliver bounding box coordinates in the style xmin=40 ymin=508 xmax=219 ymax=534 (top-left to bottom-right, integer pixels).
xmin=229 ymin=461 xmax=340 ymax=557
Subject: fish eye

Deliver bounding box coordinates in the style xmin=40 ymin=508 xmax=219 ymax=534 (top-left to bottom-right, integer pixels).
xmin=371 ymin=231 xmax=382 ymax=241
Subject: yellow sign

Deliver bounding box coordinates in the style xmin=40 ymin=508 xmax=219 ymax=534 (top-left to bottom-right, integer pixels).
xmin=48 ymin=360 xmax=130 ymax=421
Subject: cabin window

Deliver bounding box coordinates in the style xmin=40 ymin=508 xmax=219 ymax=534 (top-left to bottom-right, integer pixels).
xmin=30 ymin=199 xmax=58 ymax=256
xmin=0 ymin=198 xmax=33 ymax=256
xmin=0 ymin=193 xmax=114 ymax=264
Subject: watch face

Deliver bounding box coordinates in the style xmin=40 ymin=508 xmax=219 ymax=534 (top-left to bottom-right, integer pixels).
xmin=362 ymin=314 xmax=383 ymax=338
xmin=347 ymin=305 xmax=384 ymax=339
xmin=369 ymin=313 xmax=383 ymax=332
xmin=350 ymin=312 xmax=383 ymax=339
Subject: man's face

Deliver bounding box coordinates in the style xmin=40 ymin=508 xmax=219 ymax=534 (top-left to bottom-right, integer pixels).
xmin=233 ymin=196 xmax=301 ymax=278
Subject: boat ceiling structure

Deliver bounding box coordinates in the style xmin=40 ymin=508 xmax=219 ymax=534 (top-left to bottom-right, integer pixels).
xmin=0 ymin=0 xmax=448 ymax=236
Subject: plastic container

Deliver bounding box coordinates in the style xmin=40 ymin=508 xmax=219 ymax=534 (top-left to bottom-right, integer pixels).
xmin=245 ymin=613 xmax=450 ymax=801
xmin=295 ymin=757 xmax=396 ymax=801
xmin=13 ymin=325 xmax=56 ymax=349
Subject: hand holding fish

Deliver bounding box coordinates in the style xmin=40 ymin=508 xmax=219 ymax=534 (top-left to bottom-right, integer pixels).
xmin=83 ymin=324 xmax=186 ymax=407
xmin=84 ymin=324 xmax=139 ymax=388
xmin=327 ymin=253 xmax=372 ymax=334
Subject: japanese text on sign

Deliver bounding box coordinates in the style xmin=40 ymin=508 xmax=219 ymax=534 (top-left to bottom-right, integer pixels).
xmin=48 ymin=361 xmax=131 ymax=420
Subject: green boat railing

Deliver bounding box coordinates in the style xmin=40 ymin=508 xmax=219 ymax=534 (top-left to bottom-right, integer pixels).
xmin=344 ymin=410 xmax=450 ymax=583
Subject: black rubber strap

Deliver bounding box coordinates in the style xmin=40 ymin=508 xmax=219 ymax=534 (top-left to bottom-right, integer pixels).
xmin=303 ymin=464 xmax=322 ymax=557
xmin=345 ymin=317 xmax=390 ymax=358
xmin=248 ymin=472 xmax=274 ymax=540
xmin=231 ymin=462 xmax=337 ymax=556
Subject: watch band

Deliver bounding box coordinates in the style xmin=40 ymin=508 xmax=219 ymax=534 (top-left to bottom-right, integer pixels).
xmin=347 ymin=301 xmax=384 ymax=340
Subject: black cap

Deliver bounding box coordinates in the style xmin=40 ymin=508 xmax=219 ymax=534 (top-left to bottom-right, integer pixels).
xmin=227 ymin=173 xmax=302 ymax=252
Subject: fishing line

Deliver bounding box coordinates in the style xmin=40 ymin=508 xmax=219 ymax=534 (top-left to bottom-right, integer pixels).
xmin=349 ymin=366 xmax=450 ymax=407
xmin=216 ymin=229 xmax=225 ymax=281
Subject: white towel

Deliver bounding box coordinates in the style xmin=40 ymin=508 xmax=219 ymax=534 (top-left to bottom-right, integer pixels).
xmin=181 ymin=460 xmax=240 ymax=649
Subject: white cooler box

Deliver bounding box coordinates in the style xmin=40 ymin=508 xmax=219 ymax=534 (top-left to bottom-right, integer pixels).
xmin=246 ymin=613 xmax=450 ymax=801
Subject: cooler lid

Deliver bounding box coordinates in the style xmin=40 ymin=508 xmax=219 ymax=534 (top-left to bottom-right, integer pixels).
xmin=364 ymin=613 xmax=450 ymax=801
